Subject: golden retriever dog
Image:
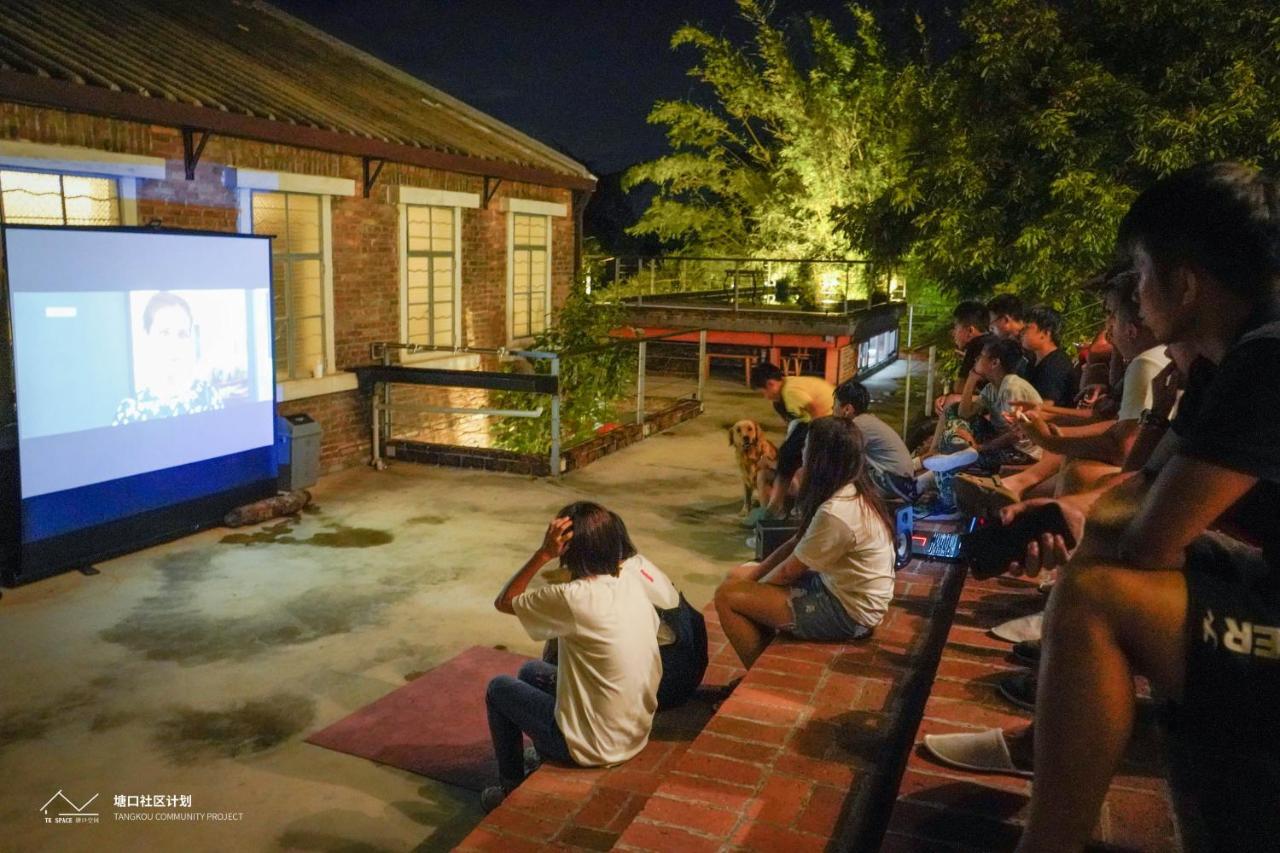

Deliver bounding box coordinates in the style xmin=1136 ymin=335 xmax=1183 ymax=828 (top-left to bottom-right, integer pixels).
xmin=728 ymin=420 xmax=777 ymax=515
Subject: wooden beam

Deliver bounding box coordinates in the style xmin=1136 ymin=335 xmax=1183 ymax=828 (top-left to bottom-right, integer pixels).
xmin=0 ymin=71 xmax=596 ymax=191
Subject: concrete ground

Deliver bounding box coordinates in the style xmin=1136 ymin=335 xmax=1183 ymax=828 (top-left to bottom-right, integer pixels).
xmin=0 ymin=366 xmax=916 ymax=853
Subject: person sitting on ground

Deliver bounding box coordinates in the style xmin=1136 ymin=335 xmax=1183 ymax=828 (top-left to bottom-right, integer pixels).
xmin=934 ymin=301 xmax=993 ymax=416
xmin=484 ymin=502 xmax=661 ymax=811
xmin=934 ymin=162 xmax=1280 ymax=851
xmin=714 ymin=417 xmax=897 ymax=667
xmin=956 ymin=272 xmax=1172 ymax=511
xmin=833 ymin=379 xmax=915 ymax=500
xmin=749 ymin=362 xmax=834 ymax=518
xmin=1021 ymin=305 xmax=1079 ymax=407
xmin=541 ymin=508 xmax=708 ymax=710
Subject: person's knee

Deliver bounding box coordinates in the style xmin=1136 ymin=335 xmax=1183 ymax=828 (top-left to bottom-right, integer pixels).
xmin=517 ymin=661 xmax=544 ymax=683
xmin=486 ymin=674 xmax=517 ymax=705
xmin=715 ymin=578 xmax=751 ymax=610
xmin=1047 ymin=563 xmax=1129 ymax=629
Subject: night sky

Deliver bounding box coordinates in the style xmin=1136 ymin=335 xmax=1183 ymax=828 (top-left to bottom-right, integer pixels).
xmin=272 ymin=1 xmax=961 ymax=176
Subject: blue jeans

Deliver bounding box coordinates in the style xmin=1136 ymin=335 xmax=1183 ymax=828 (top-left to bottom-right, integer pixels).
xmin=485 ymin=660 xmax=574 ymax=789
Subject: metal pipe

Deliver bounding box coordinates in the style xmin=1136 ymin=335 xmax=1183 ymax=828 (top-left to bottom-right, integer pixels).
xmin=370 ymin=397 xmax=385 ymax=470
xmin=380 ymin=347 xmax=392 ymax=444
xmin=381 ymin=403 xmax=544 ymax=418
xmin=636 ymin=340 xmax=647 ymax=425
xmin=924 ymin=345 xmax=937 ymax=417
xmin=550 ymin=356 xmax=561 ymax=477
xmin=901 ymin=304 xmax=915 ymax=438
xmin=696 ymin=329 xmax=707 ymax=402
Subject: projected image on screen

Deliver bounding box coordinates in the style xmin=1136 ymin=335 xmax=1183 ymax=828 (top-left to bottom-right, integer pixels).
xmin=6 ymin=228 xmax=276 ymax=548
xmin=112 ymin=290 xmax=250 ymax=425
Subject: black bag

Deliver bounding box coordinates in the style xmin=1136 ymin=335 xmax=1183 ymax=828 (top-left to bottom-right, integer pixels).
xmin=656 ymin=593 xmax=708 ymax=710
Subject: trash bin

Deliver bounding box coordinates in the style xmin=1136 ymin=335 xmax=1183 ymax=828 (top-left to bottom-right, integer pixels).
xmin=277 ymin=413 xmax=322 ymax=491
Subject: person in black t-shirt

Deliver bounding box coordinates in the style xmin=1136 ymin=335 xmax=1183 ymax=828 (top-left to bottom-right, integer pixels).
xmin=1020 ymin=304 xmax=1078 ymax=406
xmin=993 ymin=163 xmax=1280 ymax=853
xmin=987 ymin=292 xmax=1034 ymax=379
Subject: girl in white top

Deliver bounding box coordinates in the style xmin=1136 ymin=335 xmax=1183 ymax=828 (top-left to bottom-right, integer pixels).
xmin=714 ymin=416 xmax=897 ymax=667
xmin=484 ymin=502 xmax=661 ymax=811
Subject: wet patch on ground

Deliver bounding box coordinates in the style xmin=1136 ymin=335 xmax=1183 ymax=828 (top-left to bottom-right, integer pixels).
xmin=0 ymin=687 xmax=98 ymax=750
xmin=406 ymin=514 xmax=450 ymax=526
xmin=88 ymin=710 xmax=138 ymax=732
xmin=221 ymin=519 xmax=393 ymax=549
xmin=101 ymin=584 xmax=412 ymax=664
xmin=154 ymin=692 xmax=315 ymax=765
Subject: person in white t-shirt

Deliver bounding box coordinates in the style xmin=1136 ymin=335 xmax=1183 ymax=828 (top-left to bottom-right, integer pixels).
xmin=540 ymin=509 xmax=709 ymax=710
xmin=483 ymin=502 xmax=662 ymax=812
xmin=714 ymin=417 xmax=897 ymax=667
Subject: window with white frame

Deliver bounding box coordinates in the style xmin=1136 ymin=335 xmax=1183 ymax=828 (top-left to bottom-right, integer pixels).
xmin=0 ymin=169 xmax=120 ymax=225
xmin=249 ymin=191 xmax=326 ymax=382
xmin=510 ymin=212 xmax=549 ymax=339
xmin=404 ymin=204 xmax=457 ymax=349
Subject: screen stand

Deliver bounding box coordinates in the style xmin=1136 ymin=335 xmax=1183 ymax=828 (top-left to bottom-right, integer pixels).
xmin=78 ymin=565 xmax=101 ymax=576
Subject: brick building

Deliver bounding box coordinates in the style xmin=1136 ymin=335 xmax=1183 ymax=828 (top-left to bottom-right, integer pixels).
xmin=0 ymin=0 xmax=595 ymax=471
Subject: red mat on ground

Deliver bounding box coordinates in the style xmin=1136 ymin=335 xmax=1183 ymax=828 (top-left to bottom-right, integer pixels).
xmin=305 ymin=645 xmax=532 ymax=792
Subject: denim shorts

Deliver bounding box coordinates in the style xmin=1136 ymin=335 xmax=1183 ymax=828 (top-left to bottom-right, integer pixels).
xmin=784 ymin=571 xmax=873 ymax=642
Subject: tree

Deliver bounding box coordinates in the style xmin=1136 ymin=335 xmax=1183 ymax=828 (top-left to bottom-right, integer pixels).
xmin=849 ymin=0 xmax=1280 ymax=304
xmin=623 ymin=0 xmax=899 ymax=261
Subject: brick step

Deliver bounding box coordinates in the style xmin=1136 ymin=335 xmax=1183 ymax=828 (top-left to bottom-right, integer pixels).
xmin=460 ymin=520 xmax=970 ymax=852
xmin=884 ymin=572 xmax=1183 ymax=852
xmin=614 ymin=522 xmax=967 ymax=852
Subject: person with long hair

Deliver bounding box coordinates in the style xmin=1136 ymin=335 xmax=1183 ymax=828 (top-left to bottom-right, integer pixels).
xmin=714 ymin=417 xmax=897 ymax=667
xmin=484 ymin=502 xmax=661 ymax=811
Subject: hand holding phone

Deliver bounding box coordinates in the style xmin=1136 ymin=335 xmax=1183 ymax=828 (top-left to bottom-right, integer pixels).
xmin=961 ymin=501 xmax=1080 ymax=580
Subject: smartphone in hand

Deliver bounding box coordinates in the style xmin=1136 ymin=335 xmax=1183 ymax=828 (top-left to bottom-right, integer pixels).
xmin=960 ymin=503 xmax=1078 ymax=580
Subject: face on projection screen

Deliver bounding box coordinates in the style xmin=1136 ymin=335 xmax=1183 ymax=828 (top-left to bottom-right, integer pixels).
xmin=6 ymin=227 xmax=275 ymax=544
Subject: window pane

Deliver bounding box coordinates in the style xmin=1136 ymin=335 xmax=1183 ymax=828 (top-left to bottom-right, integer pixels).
xmin=61 ymin=175 xmax=119 ymax=225
xmin=273 ymin=318 xmax=290 ymax=380
xmin=290 ymin=259 xmax=324 ymax=318
xmin=526 ymin=216 xmax=547 ymax=246
xmin=294 ymin=317 xmax=325 ymax=378
xmin=286 ymin=194 xmax=322 ymax=254
xmin=252 ymin=191 xmax=287 ymax=242
xmin=1 ymin=170 xmax=64 ymax=224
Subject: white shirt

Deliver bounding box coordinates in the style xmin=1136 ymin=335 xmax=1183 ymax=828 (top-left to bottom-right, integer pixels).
xmin=1118 ymin=345 xmax=1172 ymax=421
xmin=977 ymin=373 xmax=1044 ymax=457
xmin=512 ymin=569 xmax=661 ymax=766
xmin=792 ymin=483 xmax=897 ymax=628
xmin=622 ymin=554 xmax=679 ymax=610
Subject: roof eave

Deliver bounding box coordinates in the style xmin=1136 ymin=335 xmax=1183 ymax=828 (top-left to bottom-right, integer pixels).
xmin=0 ymin=70 xmax=597 ymax=192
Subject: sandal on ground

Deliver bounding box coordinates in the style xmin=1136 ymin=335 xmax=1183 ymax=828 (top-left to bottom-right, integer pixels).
xmin=922 ymin=728 xmax=1034 ymax=778
xmin=953 ymin=473 xmax=1020 ymax=518
xmin=990 ymin=611 xmax=1044 ymax=644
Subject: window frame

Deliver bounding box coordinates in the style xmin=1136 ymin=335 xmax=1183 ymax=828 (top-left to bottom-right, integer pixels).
xmin=398 ymin=202 xmax=461 ymax=359
xmin=502 ymin=197 xmax=567 ymax=346
xmin=232 ymin=169 xmax=355 ymax=401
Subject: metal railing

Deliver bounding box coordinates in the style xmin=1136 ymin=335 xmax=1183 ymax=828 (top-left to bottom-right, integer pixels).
xmin=585 ymin=254 xmax=902 ymax=315
xmin=359 ymin=331 xmax=710 ymax=477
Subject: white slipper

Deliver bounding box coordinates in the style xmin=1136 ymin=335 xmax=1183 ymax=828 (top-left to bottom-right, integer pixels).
xmin=990 ymin=612 xmax=1044 ymax=644
xmin=923 ymin=448 xmax=980 ymax=473
xmin=922 ymin=729 xmax=1034 ymax=778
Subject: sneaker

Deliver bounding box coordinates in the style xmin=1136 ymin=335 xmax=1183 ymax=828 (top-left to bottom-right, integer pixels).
xmin=523 ymin=746 xmax=542 ymax=775
xmin=480 ymin=786 xmax=508 ymax=813
xmin=923 ymin=447 xmax=980 ymax=473
xmin=998 ymin=671 xmax=1037 ymax=711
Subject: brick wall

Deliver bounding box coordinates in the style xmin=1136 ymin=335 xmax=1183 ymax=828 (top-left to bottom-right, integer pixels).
xmin=0 ymin=102 xmax=580 ymax=473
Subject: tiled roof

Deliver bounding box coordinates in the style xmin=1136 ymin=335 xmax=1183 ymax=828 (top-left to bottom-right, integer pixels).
xmin=0 ymin=0 xmax=594 ymax=188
